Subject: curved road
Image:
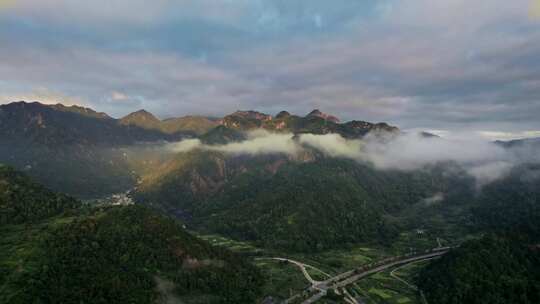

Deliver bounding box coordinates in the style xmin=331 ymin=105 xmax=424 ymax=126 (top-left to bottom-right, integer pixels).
xmin=257 ymin=258 xmax=331 ymax=285
xmin=389 ymin=258 xmax=438 ymax=291
xmin=282 ymin=247 xmax=451 ymax=304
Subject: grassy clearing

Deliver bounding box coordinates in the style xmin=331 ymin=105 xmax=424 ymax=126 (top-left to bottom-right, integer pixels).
xmin=254 ymin=259 xmax=310 ymax=301
xmin=288 ymin=245 xmax=387 ymax=276
xmin=369 ymin=287 xmax=393 ymax=299
xmin=194 ymin=233 xmax=264 ymax=255
xmin=305 ymin=266 xmax=331 ymax=282
xmin=349 ymin=261 xmax=430 ymax=304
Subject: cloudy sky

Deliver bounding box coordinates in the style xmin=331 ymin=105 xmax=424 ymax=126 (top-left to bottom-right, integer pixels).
xmin=1 ymin=0 xmax=539 ymax=139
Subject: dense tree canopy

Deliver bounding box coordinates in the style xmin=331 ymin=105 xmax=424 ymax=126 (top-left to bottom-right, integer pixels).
xmin=191 ymin=159 xmax=473 ymax=251
xmin=473 ymin=164 xmax=540 ymax=242
xmin=418 ymin=235 xmax=540 ymax=304
xmin=418 ymin=164 xmax=540 ymax=304
xmin=0 ymin=166 xmax=264 ymax=304
xmin=0 ymin=165 xmax=79 ymax=224
xmin=9 ymin=206 xmax=263 ymax=304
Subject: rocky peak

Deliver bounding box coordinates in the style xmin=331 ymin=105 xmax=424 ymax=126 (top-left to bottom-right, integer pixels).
xmin=119 ymin=109 xmax=161 ymax=129
xmin=0 ymin=101 xmax=112 ymax=121
xmin=220 ymin=110 xmax=273 ymax=130
xmin=307 ymin=109 xmax=323 ymax=116
xmin=276 ymin=111 xmax=291 ymax=119
xmin=306 ymin=109 xmax=340 ymax=123
xmin=51 ymin=103 xmax=111 ymax=119
xmin=230 ymin=110 xmax=272 ymax=121
xmin=122 ymin=109 xmax=159 ymax=121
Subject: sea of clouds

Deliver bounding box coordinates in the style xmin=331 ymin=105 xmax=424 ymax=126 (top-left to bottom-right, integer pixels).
xmin=163 ymin=130 xmax=539 ymax=185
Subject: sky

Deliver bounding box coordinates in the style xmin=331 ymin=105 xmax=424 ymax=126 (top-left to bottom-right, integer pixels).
xmin=0 ymin=0 xmax=539 ymax=140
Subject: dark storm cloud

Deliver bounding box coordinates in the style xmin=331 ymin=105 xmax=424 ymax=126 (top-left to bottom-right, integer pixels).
xmin=0 ymin=0 xmax=539 ymax=138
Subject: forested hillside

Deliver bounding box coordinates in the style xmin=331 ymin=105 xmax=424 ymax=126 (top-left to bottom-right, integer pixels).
xmin=473 ymin=164 xmax=540 ymax=241
xmin=120 ymin=110 xmax=218 ymax=135
xmin=0 ymin=102 xmax=168 ymax=197
xmin=134 ymin=151 xmax=474 ymax=251
xmin=0 ymin=102 xmax=209 ymax=197
xmin=0 ymin=166 xmax=263 ymax=304
xmin=0 ymin=165 xmax=78 ymax=224
xmin=0 ymin=102 xmax=181 ymax=145
xmin=0 ymin=102 xmax=401 ymax=198
xmin=417 ymin=164 xmax=540 ymax=303
xmin=7 ymin=206 xmax=263 ymax=304
xmin=418 ymin=235 xmax=540 ymax=304
xmin=196 ymin=159 xmax=474 ymax=251
xmin=0 ymin=144 xmax=138 ymax=198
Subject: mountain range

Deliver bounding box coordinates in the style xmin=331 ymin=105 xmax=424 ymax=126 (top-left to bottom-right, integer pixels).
xmin=0 ymin=102 xmax=398 ymax=146
xmin=220 ymin=109 xmax=398 ymax=138
xmin=0 ymin=101 xmax=399 ymax=197
xmin=0 ymin=101 xmax=214 ymax=146
xmin=1 ymin=100 xmax=539 ymax=303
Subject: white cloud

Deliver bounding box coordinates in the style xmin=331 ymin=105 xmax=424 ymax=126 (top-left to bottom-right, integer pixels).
xmin=163 ymin=130 xmax=538 ymax=185
xmin=111 ymin=91 xmax=128 ymax=101
xmin=362 ymin=133 xmax=508 ymax=170
xmin=467 ymin=161 xmax=513 ymax=186
xmin=299 ymin=133 xmax=362 ymax=159
xmin=422 ymin=193 xmax=445 ymax=206
xmin=166 ymin=139 xmax=202 ymax=153
xmin=2 ymin=0 xmax=539 ymax=132
xmin=207 ymin=131 xmax=298 ymax=155
xmin=0 ymin=88 xmax=86 ymax=106
xmin=166 ymin=130 xmax=298 ymax=156
xmin=3 ymin=0 xmax=265 ymax=28
xmin=476 ymin=130 xmax=540 ymax=141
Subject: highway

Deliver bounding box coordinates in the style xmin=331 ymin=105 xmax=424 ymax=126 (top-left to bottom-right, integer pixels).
xmin=327 ymin=250 xmax=449 ymax=289
xmin=279 ymin=247 xmax=451 ymax=304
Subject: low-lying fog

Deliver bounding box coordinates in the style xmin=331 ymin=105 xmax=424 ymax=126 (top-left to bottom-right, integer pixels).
xmin=163 ymin=130 xmax=540 ymax=185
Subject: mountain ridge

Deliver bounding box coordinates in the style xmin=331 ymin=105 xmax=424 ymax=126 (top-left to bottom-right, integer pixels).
xmin=0 ymin=101 xmax=398 ymax=197
xmin=219 ymin=108 xmax=399 ymax=138
xmin=120 ymin=109 xmax=219 ymax=135
xmin=0 ymin=101 xmax=401 ymax=142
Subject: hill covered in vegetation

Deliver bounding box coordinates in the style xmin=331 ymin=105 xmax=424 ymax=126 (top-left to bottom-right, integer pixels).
xmin=6 ymin=206 xmax=263 ymax=304
xmin=0 ymin=102 xmax=176 ymax=197
xmin=119 ymin=109 xmax=218 ymax=135
xmin=0 ymin=165 xmax=263 ymax=304
xmin=417 ymin=164 xmax=540 ymax=304
xmin=0 ymin=102 xmax=400 ymax=198
xmin=134 ymin=150 xmax=474 ymax=252
xmin=0 ymin=164 xmax=78 ymax=224
xmin=473 ymin=164 xmax=540 ymax=241
xmin=418 ymin=235 xmax=540 ymax=304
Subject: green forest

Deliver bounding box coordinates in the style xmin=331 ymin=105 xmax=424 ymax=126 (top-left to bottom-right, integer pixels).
xmin=0 ymin=165 xmax=263 ymax=304
xmin=140 ymin=156 xmax=474 ymax=252
xmin=417 ymin=164 xmax=540 ymax=304
xmin=418 ymin=235 xmax=540 ymax=304
xmin=0 ymin=164 xmax=79 ymax=224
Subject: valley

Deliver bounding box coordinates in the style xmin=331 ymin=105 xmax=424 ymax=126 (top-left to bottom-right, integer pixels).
xmin=1 ymin=102 xmax=539 ymax=303
xmin=3 ymin=1 xmax=540 ymax=302
xmin=198 ymin=230 xmax=458 ymax=304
